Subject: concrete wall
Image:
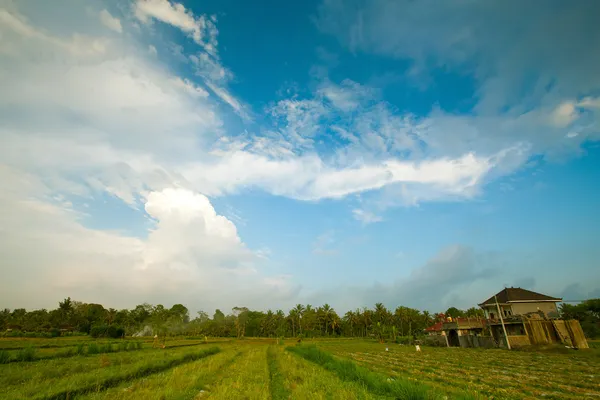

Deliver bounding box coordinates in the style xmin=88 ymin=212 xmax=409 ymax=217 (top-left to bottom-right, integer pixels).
xmin=424 ymin=335 xmax=448 ymax=347
xmin=511 ymin=302 xmax=558 ymax=316
xmin=458 ymin=335 xmax=495 ymax=348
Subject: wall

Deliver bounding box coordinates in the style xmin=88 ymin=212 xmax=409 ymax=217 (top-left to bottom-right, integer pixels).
xmin=524 ymin=320 xmax=558 ymax=345
xmin=507 ymin=335 xmax=531 ymax=347
xmin=565 ymin=320 xmax=589 ymax=349
xmin=511 ymin=302 xmax=558 ymax=316
xmin=458 ymin=335 xmax=495 ymax=348
xmin=483 ymin=305 xmax=513 ymax=319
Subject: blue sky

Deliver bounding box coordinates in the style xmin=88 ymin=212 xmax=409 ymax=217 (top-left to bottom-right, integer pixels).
xmin=1 ymin=0 xmax=599 ymax=313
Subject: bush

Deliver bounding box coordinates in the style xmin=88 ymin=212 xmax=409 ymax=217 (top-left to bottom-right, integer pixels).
xmin=16 ymin=346 xmax=36 ymax=362
xmin=0 ymin=350 xmax=10 ymax=364
xmin=90 ymin=326 xmax=106 ymax=338
xmin=100 ymin=343 xmax=113 ymax=353
xmin=87 ymin=343 xmax=99 ymax=355
xmin=395 ymin=336 xmax=412 ymax=345
xmin=90 ymin=325 xmax=125 ymax=339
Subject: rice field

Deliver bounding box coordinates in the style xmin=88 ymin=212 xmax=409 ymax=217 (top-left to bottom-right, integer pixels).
xmin=1 ymin=337 xmax=598 ymax=399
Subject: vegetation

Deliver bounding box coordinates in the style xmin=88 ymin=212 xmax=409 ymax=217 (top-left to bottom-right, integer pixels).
xmin=560 ymin=299 xmax=600 ymax=338
xmin=2 ymin=297 xmax=598 ymax=341
xmin=0 ymin=338 xmax=598 ymax=399
xmin=288 ymin=344 xmax=441 ymax=399
xmin=0 ymin=345 xmax=220 ymax=399
xmin=318 ymin=340 xmax=600 ymax=399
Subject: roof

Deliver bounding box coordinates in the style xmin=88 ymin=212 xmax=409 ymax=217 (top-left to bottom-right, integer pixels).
xmin=425 ymin=322 xmax=443 ymax=332
xmin=479 ymin=287 xmax=562 ymax=306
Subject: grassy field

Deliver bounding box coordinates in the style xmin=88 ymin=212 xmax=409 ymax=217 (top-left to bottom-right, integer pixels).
xmin=0 ymin=337 xmax=598 ymax=399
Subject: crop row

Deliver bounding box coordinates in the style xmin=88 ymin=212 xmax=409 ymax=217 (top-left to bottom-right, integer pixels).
xmin=0 ymin=345 xmax=221 ymax=399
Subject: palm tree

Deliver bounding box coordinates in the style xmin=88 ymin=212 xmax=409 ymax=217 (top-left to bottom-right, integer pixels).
xmin=361 ymin=307 xmax=372 ymax=337
xmin=293 ymin=304 xmax=305 ymax=334
xmin=343 ymin=310 xmax=355 ymax=336
xmin=321 ymin=304 xmax=333 ymax=335
xmin=288 ymin=309 xmax=298 ymax=337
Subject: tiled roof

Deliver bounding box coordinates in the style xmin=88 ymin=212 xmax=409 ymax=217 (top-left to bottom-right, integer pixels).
xmin=425 ymin=322 xmax=444 ymax=331
xmin=480 ymin=287 xmax=561 ymax=305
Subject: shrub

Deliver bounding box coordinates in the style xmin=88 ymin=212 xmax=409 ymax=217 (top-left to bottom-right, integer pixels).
xmin=0 ymin=350 xmax=10 ymax=364
xmin=16 ymin=346 xmax=36 ymax=362
xmin=395 ymin=335 xmax=412 ymax=345
xmin=91 ymin=325 xmax=125 ymax=339
xmin=100 ymin=343 xmax=113 ymax=353
xmin=87 ymin=343 xmax=99 ymax=355
xmin=90 ymin=326 xmax=107 ymax=338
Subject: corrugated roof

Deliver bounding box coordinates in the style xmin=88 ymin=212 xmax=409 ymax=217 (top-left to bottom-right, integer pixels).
xmin=479 ymin=287 xmax=562 ymax=305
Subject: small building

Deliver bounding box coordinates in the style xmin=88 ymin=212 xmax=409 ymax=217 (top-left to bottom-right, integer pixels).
xmin=478 ymin=287 xmax=561 ymax=320
xmin=441 ymin=317 xmax=494 ymax=348
xmin=424 ymin=321 xmax=444 ymax=336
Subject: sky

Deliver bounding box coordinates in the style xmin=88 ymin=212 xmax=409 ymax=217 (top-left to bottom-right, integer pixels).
xmin=1 ymin=0 xmax=599 ymax=314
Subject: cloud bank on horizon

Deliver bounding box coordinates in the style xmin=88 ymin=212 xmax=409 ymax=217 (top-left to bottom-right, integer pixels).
xmin=1 ymin=0 xmax=599 ymax=313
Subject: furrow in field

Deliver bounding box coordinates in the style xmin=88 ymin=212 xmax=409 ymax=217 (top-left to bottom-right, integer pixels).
xmin=203 ymin=345 xmax=270 ymax=400
xmin=323 ymin=344 xmax=599 ymax=400
xmin=0 ymin=346 xmax=220 ymax=400
xmin=279 ymin=345 xmax=387 ymax=399
xmin=78 ymin=347 xmax=244 ymax=400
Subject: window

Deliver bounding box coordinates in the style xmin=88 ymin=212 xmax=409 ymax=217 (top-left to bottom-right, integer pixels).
xmin=503 ymin=309 xmax=512 ymax=317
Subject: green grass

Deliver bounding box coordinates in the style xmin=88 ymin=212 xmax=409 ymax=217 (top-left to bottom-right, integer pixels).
xmin=78 ymin=346 xmax=244 ymax=399
xmin=1 ymin=338 xmax=598 ymax=399
xmin=267 ymin=345 xmax=290 ymax=400
xmin=277 ymin=345 xmax=384 ymax=399
xmin=317 ymin=340 xmax=600 ymax=399
xmin=0 ymin=347 xmax=220 ymax=400
xmin=205 ymin=345 xmax=270 ymax=399
xmin=287 ymin=344 xmax=467 ymax=400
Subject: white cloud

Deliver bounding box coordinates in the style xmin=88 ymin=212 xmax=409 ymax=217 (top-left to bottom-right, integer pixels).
xmin=99 ymin=9 xmax=122 ymax=33
xmin=551 ymin=101 xmax=578 ymax=127
xmin=204 ymin=80 xmax=248 ymax=119
xmin=148 ymin=44 xmax=157 ymax=56
xmin=352 ymin=209 xmax=382 ymax=224
xmin=0 ymin=167 xmax=295 ymax=309
xmin=133 ymin=0 xmax=217 ymax=52
xmin=317 ymin=79 xmax=376 ymax=111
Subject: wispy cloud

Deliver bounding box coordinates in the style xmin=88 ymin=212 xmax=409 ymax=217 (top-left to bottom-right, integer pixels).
xmin=352 ymin=209 xmax=383 ymax=224
xmin=99 ymin=9 xmax=122 ymax=33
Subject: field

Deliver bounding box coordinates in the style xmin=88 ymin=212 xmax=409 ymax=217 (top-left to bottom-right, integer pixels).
xmin=1 ymin=337 xmax=599 ymax=399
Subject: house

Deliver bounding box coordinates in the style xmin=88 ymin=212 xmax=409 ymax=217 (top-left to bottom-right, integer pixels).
xmin=478 ymin=287 xmax=561 ymax=320
xmin=424 ymin=321 xmax=444 ymax=336
xmin=478 ymin=288 xmax=588 ymax=349
xmin=441 ymin=317 xmax=493 ymax=348
xmin=430 ymin=287 xmax=588 ymax=349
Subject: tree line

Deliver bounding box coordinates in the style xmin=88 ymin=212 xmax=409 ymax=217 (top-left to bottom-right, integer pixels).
xmin=0 ymin=298 xmax=487 ymax=339
xmin=1 ymin=298 xmax=597 ymax=339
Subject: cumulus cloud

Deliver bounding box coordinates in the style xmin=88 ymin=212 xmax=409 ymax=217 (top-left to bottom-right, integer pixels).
xmin=0 ymin=167 xmax=296 ymax=310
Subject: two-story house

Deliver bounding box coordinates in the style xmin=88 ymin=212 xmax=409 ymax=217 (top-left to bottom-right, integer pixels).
xmin=478 ymin=287 xmax=562 ymax=320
